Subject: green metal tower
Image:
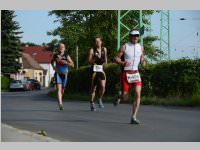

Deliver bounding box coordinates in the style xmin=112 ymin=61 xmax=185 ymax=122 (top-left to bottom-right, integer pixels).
xmin=160 ymin=10 xmax=170 ymax=60
xmin=117 ymin=10 xmax=144 ymax=50
xmin=145 ymin=15 xmax=152 ymax=36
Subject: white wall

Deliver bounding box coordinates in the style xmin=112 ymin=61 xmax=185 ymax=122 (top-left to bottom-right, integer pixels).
xmin=40 ymin=63 xmax=54 ymax=87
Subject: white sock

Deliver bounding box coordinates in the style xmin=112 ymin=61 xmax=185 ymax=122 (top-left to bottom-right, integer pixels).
xmin=132 ymin=116 xmax=136 ymax=120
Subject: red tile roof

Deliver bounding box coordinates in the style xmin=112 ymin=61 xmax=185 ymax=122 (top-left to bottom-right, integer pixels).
xmin=22 ymin=46 xmax=53 ymax=64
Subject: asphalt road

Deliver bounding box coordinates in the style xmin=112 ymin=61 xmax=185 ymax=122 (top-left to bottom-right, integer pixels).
xmin=1 ymin=89 xmax=200 ymax=142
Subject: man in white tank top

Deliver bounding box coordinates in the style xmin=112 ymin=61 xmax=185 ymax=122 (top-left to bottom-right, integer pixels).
xmin=114 ymin=30 xmax=146 ymax=124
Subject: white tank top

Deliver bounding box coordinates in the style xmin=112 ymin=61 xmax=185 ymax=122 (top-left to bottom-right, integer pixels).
xmin=124 ymin=42 xmax=142 ymax=71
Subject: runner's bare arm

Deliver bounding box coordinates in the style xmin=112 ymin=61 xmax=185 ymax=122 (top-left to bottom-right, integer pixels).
xmin=104 ymin=47 xmax=108 ymax=65
xmin=114 ymin=45 xmax=125 ymax=65
xmin=88 ymin=48 xmax=96 ymax=65
xmin=114 ymin=45 xmax=130 ymax=67
xmin=66 ymin=55 xmax=74 ymax=68
xmin=140 ymin=46 xmax=146 ymax=67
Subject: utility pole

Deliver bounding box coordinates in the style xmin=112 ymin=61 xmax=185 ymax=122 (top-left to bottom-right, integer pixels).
xmin=117 ymin=10 xmax=144 ymax=50
xmin=117 ymin=10 xmax=121 ymax=50
xmin=196 ymin=32 xmax=199 ymax=59
xmin=146 ymin=15 xmax=152 ymax=36
xmin=139 ymin=10 xmax=143 ymax=46
xmin=160 ymin=10 xmax=170 ymax=60
xmin=76 ymin=45 xmax=79 ymax=69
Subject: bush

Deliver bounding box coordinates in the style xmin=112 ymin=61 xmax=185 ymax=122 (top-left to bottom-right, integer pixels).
xmin=1 ymin=76 xmax=9 ymax=90
xmin=139 ymin=64 xmax=155 ymax=96
xmin=66 ymin=66 xmax=92 ymax=94
xmin=66 ymin=63 xmax=121 ymax=95
xmin=150 ymin=59 xmax=200 ymax=97
xmin=65 ymin=59 xmax=200 ymax=98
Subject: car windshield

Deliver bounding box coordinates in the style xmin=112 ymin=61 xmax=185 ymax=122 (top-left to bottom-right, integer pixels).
xmin=11 ymin=80 xmax=22 ymax=84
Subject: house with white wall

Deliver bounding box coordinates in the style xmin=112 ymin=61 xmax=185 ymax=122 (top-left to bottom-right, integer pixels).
xmin=10 ymin=52 xmax=44 ymax=86
xmin=22 ymin=45 xmax=54 ymax=87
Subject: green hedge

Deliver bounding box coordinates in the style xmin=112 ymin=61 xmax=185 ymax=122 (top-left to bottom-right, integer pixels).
xmin=66 ymin=64 xmax=121 ymax=95
xmin=1 ymin=76 xmax=9 ymax=90
xmin=66 ymin=59 xmax=200 ymax=98
xmin=150 ymin=59 xmax=200 ymax=97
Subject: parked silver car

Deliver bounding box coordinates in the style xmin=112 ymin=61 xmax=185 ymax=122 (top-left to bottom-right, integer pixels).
xmin=9 ymin=80 xmax=27 ymax=91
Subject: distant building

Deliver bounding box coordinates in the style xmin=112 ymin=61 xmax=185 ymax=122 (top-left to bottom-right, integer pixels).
xmin=22 ymin=45 xmax=54 ymax=87
xmin=10 ymin=52 xmax=44 ymax=85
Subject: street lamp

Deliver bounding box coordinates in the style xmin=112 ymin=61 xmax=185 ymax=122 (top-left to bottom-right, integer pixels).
xmin=179 ymin=18 xmax=187 ymax=21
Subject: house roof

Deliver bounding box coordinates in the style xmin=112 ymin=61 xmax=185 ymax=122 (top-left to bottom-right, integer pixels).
xmin=22 ymin=52 xmax=43 ymax=70
xmin=22 ymin=46 xmax=53 ymax=64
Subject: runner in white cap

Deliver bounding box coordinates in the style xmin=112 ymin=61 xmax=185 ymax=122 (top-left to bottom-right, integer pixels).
xmin=113 ymin=30 xmax=146 ymax=124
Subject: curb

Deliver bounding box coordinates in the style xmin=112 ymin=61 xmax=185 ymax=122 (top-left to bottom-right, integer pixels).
xmin=1 ymin=124 xmax=60 ymax=142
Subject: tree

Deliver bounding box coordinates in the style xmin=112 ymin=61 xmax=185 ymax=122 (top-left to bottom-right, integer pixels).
xmin=44 ymin=39 xmax=59 ymax=52
xmin=48 ymin=10 xmax=162 ymax=66
xmin=143 ymin=36 xmax=164 ymax=62
xmin=1 ymin=10 xmax=23 ymax=74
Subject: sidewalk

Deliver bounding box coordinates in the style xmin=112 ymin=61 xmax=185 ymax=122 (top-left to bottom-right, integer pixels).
xmin=1 ymin=124 xmax=59 ymax=142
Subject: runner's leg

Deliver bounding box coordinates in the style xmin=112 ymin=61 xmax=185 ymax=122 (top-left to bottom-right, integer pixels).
xmin=91 ymin=83 xmax=97 ymax=103
xmin=90 ymin=72 xmax=97 ymax=103
xmin=131 ymin=85 xmax=142 ymax=119
xmin=113 ymin=72 xmax=129 ymax=106
xmin=55 ymin=73 xmax=65 ymax=110
xmin=99 ymin=79 xmax=106 ymax=100
xmin=57 ymin=84 xmax=63 ymax=105
xmin=98 ymin=78 xmax=106 ymax=108
xmin=121 ymin=91 xmax=129 ymax=101
xmin=90 ymin=82 xmax=97 ymax=111
xmin=89 ymin=72 xmax=97 ymax=111
xmin=62 ymin=73 xmax=68 ymax=95
xmin=121 ymin=72 xmax=129 ymax=101
xmin=55 ymin=73 xmax=63 ymax=105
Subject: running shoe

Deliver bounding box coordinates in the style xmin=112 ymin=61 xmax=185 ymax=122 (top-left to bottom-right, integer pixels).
xmin=113 ymin=91 xmax=121 ymax=106
xmin=113 ymin=97 xmax=121 ymax=106
xmin=98 ymin=99 xmax=104 ymax=108
xmin=90 ymin=102 xmax=96 ymax=111
xmin=59 ymin=103 xmax=64 ymax=111
xmin=130 ymin=117 xmax=140 ymax=125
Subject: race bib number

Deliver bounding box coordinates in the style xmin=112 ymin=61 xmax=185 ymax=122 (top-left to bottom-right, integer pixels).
xmin=126 ymin=72 xmax=141 ymax=83
xmin=93 ymin=65 xmax=103 ymax=72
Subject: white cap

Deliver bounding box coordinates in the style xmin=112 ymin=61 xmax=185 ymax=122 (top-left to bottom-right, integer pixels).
xmin=129 ymin=30 xmax=140 ymax=36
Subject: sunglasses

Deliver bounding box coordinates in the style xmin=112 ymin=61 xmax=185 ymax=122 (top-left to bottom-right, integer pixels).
xmin=130 ymin=34 xmax=139 ymax=37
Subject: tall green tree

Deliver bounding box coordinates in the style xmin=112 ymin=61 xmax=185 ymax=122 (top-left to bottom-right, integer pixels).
xmin=1 ymin=10 xmax=22 ymax=74
xmin=48 ymin=10 xmax=162 ymax=66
